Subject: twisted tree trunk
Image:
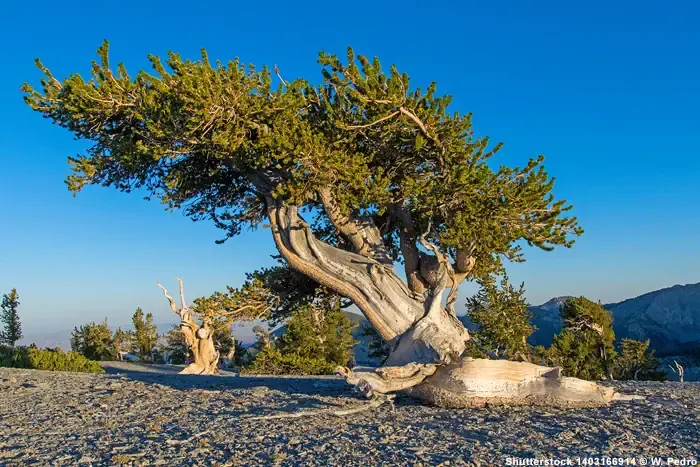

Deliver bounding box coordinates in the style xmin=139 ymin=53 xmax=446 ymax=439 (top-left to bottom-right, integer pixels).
xmin=157 ymin=280 xmax=219 ymax=375
xmin=264 ymin=197 xmax=619 ymax=407
xmin=266 ymin=201 xmax=469 ymax=367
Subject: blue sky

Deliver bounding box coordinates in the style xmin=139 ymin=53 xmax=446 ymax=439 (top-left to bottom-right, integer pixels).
xmin=1 ymin=0 xmax=698 ymax=337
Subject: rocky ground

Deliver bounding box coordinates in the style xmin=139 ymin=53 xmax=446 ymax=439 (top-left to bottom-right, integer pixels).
xmin=0 ymin=363 xmax=698 ymax=466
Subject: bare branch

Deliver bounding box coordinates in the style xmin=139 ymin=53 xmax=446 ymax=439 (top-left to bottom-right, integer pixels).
xmin=342 ymin=110 xmax=400 ymax=130
xmin=399 ymin=106 xmax=441 ymax=147
xmin=175 ymin=276 xmax=187 ymax=310
xmin=156 ymin=282 xmax=179 ymax=314
xmin=273 ymin=65 xmax=288 ymax=87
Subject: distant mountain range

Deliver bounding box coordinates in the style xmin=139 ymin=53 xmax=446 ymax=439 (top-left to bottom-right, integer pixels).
xmin=527 ymin=282 xmax=700 ymax=356
xmin=21 ymin=282 xmax=700 ymax=359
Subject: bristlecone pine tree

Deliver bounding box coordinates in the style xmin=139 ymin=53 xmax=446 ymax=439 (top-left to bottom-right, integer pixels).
xmin=22 ymin=42 xmax=624 ymax=406
xmin=156 ymin=277 xmax=277 ymax=374
xmin=548 ymin=297 xmax=616 ymax=381
xmin=465 ymin=275 xmax=535 ymax=361
xmin=0 ymin=289 xmax=23 ymax=346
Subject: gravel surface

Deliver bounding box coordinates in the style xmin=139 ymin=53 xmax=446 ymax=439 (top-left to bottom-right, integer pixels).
xmin=1 ymin=364 xmax=698 ymax=466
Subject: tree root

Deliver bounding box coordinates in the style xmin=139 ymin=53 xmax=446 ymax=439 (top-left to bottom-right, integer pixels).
xmin=245 ymin=394 xmax=395 ymax=421
xmin=336 ymin=364 xmax=437 ymax=397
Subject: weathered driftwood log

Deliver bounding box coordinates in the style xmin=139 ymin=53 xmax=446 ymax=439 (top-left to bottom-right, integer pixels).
xmin=339 ymin=359 xmax=616 ymax=408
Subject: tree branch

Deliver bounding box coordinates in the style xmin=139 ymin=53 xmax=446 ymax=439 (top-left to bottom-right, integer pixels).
xmin=317 ymin=187 xmax=392 ymax=264
xmin=391 ymin=205 xmax=426 ymax=294
xmin=156 ymin=282 xmax=180 ymax=315
xmin=175 ymin=276 xmax=187 ymax=311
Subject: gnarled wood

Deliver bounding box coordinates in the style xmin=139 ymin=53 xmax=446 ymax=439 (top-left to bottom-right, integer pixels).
xmin=157 ymin=279 xmax=219 ymax=375
xmin=405 ymin=358 xmax=616 ymax=408
xmin=265 ymin=199 xmax=470 ymax=366
xmin=337 ymin=364 xmax=438 ymax=397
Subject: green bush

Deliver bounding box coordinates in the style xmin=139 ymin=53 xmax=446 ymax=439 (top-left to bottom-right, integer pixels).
xmin=613 ymin=339 xmax=666 ymax=381
xmin=241 ymin=347 xmax=338 ymax=375
xmin=0 ymin=345 xmax=104 ymax=373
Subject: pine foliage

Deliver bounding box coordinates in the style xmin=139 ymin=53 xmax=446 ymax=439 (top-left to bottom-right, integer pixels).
xmin=548 ymin=297 xmax=616 ymax=380
xmin=23 ymin=42 xmax=583 ymax=282
xmin=278 ymin=299 xmax=357 ymax=367
xmin=465 ymin=276 xmax=535 ymax=360
xmin=161 ymin=325 xmax=189 ymax=364
xmin=613 ymin=339 xmax=666 ymax=381
xmin=70 ymin=319 xmax=115 ymax=361
xmin=0 ymin=289 xmax=23 ymax=346
xmin=131 ymin=308 xmax=158 ymax=361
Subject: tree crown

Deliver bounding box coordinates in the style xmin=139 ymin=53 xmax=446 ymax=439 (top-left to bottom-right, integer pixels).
xmin=23 ymin=42 xmax=583 ymax=279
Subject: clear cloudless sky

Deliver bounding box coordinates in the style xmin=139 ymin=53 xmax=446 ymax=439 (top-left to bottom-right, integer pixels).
xmin=0 ymin=0 xmax=698 ymax=337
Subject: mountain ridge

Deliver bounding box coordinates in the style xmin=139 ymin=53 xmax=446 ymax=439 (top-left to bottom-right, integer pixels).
xmin=527 ymin=282 xmax=700 ymax=355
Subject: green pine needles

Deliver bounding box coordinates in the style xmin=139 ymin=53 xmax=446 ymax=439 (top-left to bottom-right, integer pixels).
xmin=465 ymin=276 xmax=535 ymax=361
xmin=1 ymin=289 xmax=23 ymax=346
xmin=22 ymin=41 xmax=583 ymax=280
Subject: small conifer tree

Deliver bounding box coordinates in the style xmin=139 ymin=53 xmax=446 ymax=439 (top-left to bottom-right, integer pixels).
xmin=465 ymin=276 xmax=535 ymax=361
xmin=0 ymin=289 xmax=22 ymax=346
xmin=278 ymin=298 xmax=357 ymax=367
xmin=161 ymin=325 xmax=189 ymax=364
xmin=132 ymin=308 xmax=158 ymax=361
xmin=548 ymin=297 xmax=616 ymax=380
xmin=112 ymin=328 xmax=132 ymax=360
xmin=613 ymin=339 xmax=665 ymax=381
xmin=70 ymin=319 xmax=114 ymax=361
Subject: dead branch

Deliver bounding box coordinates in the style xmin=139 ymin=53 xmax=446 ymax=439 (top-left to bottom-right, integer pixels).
xmin=156 ymin=282 xmax=180 ymax=314
xmin=175 ymin=276 xmax=187 ymax=311
xmin=342 ymin=110 xmax=400 ymax=130
xmin=670 ymin=360 xmax=685 ymax=382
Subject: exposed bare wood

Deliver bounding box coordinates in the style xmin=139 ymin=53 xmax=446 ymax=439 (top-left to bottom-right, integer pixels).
xmin=156 ymin=282 xmax=179 ymax=314
xmin=265 ymin=198 xmax=470 ymax=366
xmin=670 ymin=360 xmax=685 ymax=382
xmin=342 ymin=110 xmax=400 ymax=130
xmin=317 ymin=187 xmax=392 ymax=264
xmin=156 ymin=279 xmax=219 ymax=375
xmin=337 ymin=364 xmax=438 ymax=397
xmin=405 ymin=358 xmax=617 ymax=408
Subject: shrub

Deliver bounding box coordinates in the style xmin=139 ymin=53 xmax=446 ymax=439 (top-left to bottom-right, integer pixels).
xmin=71 ymin=320 xmax=115 ymax=361
xmin=0 ymin=345 xmax=104 ymax=373
xmin=613 ymin=339 xmax=666 ymax=381
xmin=241 ymin=347 xmax=338 ymax=375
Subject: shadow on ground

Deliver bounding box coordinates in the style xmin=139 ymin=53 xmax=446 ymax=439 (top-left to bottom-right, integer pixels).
xmin=100 ymin=361 xmax=352 ymax=397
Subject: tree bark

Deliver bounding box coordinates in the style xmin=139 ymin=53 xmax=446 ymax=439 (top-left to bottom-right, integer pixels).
xmin=265 ymin=199 xmax=469 ymax=367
